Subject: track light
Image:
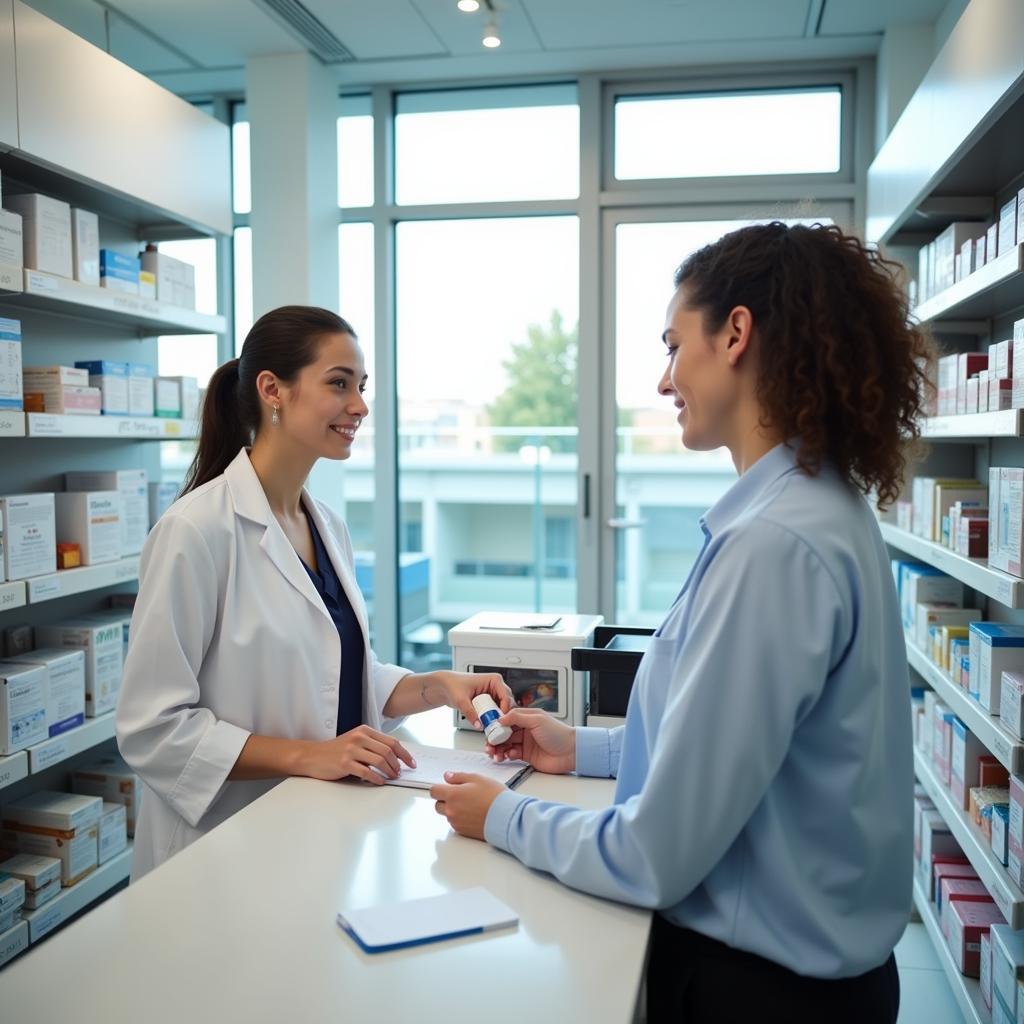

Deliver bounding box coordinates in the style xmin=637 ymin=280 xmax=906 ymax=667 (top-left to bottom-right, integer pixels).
xmin=456 ymin=0 xmax=480 ymax=11
xmin=482 ymin=18 xmax=501 ymax=47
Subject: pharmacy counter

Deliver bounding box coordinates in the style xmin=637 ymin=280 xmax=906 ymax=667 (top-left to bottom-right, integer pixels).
xmin=0 ymin=710 xmax=651 ymax=1022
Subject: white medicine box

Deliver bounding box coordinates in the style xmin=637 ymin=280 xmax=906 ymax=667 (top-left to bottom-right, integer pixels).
xmin=154 ymin=377 xmax=181 ymax=418
xmin=71 ymin=208 xmax=99 ymax=286
xmin=0 ymin=493 xmax=56 ymax=581
xmin=3 ymin=193 xmax=72 ymax=278
xmin=448 ymin=613 xmax=603 ymax=728
xmin=36 ymin=618 xmax=123 ymax=717
xmin=54 ymin=491 xmax=122 ymax=565
xmin=7 ymin=647 xmax=86 ymax=738
xmin=970 ymin=623 xmax=1024 ymax=711
xmin=148 ymin=481 xmax=179 ymax=527
xmin=65 ymin=470 xmax=147 ymax=556
xmin=0 ymin=209 xmax=23 ymax=281
xmin=0 ymin=660 xmax=47 ymax=754
xmin=127 ymin=364 xmax=155 ymax=417
xmin=0 ymin=317 xmax=22 ymax=413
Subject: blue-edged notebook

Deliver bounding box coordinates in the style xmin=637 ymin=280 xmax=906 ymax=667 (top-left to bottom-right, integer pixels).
xmin=337 ymin=887 xmax=518 ymax=954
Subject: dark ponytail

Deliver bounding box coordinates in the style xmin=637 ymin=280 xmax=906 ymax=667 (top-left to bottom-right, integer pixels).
xmin=182 ymin=305 xmax=357 ymax=495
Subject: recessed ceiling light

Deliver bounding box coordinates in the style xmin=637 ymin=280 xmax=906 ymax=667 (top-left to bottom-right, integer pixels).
xmin=457 ymin=0 xmax=480 ymax=11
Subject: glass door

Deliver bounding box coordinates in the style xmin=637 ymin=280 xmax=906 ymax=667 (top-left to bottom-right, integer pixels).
xmin=600 ymin=203 xmax=851 ymax=626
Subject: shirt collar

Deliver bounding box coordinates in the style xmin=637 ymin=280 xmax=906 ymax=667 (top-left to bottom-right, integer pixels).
xmin=700 ymin=441 xmax=802 ymax=538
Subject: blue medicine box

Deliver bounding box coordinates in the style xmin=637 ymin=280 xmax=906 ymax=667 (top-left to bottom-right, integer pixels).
xmin=99 ymin=249 xmax=140 ymax=282
xmin=75 ymin=360 xmax=129 ymax=377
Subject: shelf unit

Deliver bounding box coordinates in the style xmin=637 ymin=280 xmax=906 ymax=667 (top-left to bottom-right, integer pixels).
xmin=24 ymin=557 xmax=139 ymax=603
xmin=912 ymin=878 xmax=989 ymax=1024
xmin=0 ymin=920 xmax=29 ymax=969
xmin=921 ymin=410 xmax=1024 ymax=440
xmin=906 ymin=641 xmax=1024 ymax=774
xmin=914 ymin=243 xmax=1024 ymax=328
xmin=0 ymin=713 xmax=116 ymax=794
xmin=914 ymin=747 xmax=1024 ymax=927
xmin=1 ymin=270 xmax=226 ymax=336
xmin=879 ymin=523 xmax=1024 ymax=607
xmin=21 ymin=844 xmax=132 ymax=943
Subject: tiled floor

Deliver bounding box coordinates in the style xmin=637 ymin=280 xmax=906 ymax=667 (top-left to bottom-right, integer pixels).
xmin=896 ymin=922 xmax=968 ymax=1023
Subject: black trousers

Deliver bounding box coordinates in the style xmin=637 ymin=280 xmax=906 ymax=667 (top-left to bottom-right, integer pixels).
xmin=646 ymin=914 xmax=900 ymax=1024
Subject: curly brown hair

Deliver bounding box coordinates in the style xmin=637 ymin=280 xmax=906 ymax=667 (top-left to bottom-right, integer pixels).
xmin=674 ymin=221 xmax=932 ymax=509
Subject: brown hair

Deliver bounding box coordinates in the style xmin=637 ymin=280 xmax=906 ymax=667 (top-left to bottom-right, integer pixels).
xmin=182 ymin=305 xmax=356 ymax=495
xmin=674 ymin=221 xmax=931 ymax=508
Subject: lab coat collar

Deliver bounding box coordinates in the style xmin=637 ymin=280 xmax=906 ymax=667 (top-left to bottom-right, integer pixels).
xmin=700 ymin=440 xmax=802 ymax=539
xmin=223 ymin=448 xmax=333 ymax=626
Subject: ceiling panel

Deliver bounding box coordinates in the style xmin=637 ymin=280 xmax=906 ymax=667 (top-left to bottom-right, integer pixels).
xmin=105 ymin=0 xmax=303 ymax=66
xmin=22 ymin=0 xmax=106 ymax=49
xmin=303 ymin=0 xmax=448 ymax=59
xmin=522 ymin=0 xmax=809 ymax=49
xmin=819 ymin=0 xmax=949 ymax=35
xmin=108 ymin=15 xmax=194 ymax=72
xmin=410 ymin=0 xmax=542 ymax=55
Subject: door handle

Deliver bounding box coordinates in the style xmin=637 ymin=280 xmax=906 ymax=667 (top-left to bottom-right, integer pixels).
xmin=606 ymin=518 xmax=646 ymax=529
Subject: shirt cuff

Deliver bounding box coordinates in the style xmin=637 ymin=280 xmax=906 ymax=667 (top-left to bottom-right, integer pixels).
xmin=484 ymin=788 xmax=533 ymax=852
xmin=574 ymin=726 xmax=612 ymax=778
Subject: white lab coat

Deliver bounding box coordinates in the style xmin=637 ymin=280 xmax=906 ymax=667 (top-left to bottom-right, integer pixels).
xmin=116 ymin=448 xmax=409 ymax=880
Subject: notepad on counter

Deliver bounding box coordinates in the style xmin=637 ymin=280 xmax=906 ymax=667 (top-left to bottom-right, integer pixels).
xmin=338 ymin=887 xmax=518 ymax=953
xmin=382 ymin=742 xmax=531 ymax=790
xmin=476 ymin=612 xmax=563 ymax=631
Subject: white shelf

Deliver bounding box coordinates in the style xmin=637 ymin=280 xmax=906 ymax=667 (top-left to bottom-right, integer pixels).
xmin=914 ymin=747 xmax=1024 ymax=927
xmin=0 ymin=410 xmax=25 ymax=437
xmin=0 ymin=751 xmax=28 ymax=791
xmin=25 ymin=556 xmax=139 ymax=604
xmin=25 ymin=711 xmax=116 ymax=774
xmin=922 ymin=410 xmax=1024 ymax=440
xmin=2 ymin=269 xmax=226 ymax=336
xmin=907 ymin=641 xmax=1024 ymax=774
xmin=0 ymin=920 xmax=29 ymax=969
xmin=914 ymin=244 xmax=1024 ymax=327
xmin=879 ymin=523 xmax=1024 ymax=608
xmin=912 ymin=877 xmax=989 ymax=1024
xmin=24 ymin=413 xmax=197 ymax=440
xmin=0 ymin=580 xmax=27 ymax=613
xmin=21 ymin=844 xmax=132 ymax=943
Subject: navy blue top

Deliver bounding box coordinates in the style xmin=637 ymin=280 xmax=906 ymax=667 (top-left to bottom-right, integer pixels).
xmin=300 ymin=505 xmax=364 ymax=736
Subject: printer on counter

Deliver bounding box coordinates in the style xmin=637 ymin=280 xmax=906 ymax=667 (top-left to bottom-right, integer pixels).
xmin=572 ymin=625 xmax=655 ymax=728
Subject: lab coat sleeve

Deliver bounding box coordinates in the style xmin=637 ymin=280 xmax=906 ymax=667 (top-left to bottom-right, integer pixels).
xmin=116 ymin=513 xmax=251 ymax=829
xmin=317 ymin=501 xmax=411 ymax=731
xmin=483 ymin=519 xmax=846 ymax=909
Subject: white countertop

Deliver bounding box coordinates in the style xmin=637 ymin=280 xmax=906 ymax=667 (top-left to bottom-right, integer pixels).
xmin=0 ymin=709 xmax=651 ymax=1023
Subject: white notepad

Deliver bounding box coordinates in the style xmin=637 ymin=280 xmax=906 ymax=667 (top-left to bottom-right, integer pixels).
xmin=337 ymin=887 xmax=518 ymax=953
xmin=382 ymin=742 xmax=531 ymax=790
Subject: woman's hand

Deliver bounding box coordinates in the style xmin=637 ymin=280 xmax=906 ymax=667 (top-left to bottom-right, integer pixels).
xmin=486 ymin=707 xmax=576 ymax=775
xmin=431 ymin=772 xmax=506 ymax=840
xmin=297 ymin=725 xmax=416 ymax=785
xmin=431 ymin=671 xmax=515 ymax=728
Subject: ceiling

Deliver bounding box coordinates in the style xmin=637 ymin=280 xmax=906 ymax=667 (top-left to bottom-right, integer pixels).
xmin=22 ymin=0 xmax=961 ymax=96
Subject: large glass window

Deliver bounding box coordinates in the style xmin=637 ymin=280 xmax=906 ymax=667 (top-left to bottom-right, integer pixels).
xmin=396 ymin=216 xmax=579 ymax=670
xmin=338 ymin=95 xmax=373 ymax=208
xmin=395 ymin=85 xmax=579 ymax=205
xmin=614 ymin=87 xmax=842 ymax=180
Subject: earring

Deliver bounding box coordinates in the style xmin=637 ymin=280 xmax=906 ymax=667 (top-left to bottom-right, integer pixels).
xmin=271 ymin=405 xmax=280 ymax=425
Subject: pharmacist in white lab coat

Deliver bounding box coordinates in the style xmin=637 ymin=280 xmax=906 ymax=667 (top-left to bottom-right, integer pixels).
xmin=117 ymin=305 xmax=511 ymax=879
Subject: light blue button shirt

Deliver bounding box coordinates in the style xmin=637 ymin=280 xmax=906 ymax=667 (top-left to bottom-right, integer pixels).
xmin=485 ymin=442 xmax=913 ymax=978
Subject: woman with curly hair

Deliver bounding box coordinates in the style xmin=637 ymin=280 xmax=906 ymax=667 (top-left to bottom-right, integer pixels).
xmin=432 ymin=221 xmax=930 ymax=1023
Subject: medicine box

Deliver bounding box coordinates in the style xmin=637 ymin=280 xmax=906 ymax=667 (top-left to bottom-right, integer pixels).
xmin=920 ymin=811 xmax=960 ymax=894
xmin=138 ymin=270 xmax=156 ymax=299
xmin=74 ymin=360 xmax=129 ymax=416
xmin=990 ymin=469 xmax=1024 ymax=576
xmin=913 ymin=793 xmax=936 ymax=862
xmin=988 ymin=225 xmax=1000 ymax=265
xmin=6 ymin=648 xmax=85 ymax=738
xmin=0 ymin=826 xmax=97 ymax=886
xmin=933 ymin=703 xmax=955 ymax=784
xmin=90 ymin=610 xmax=131 ymax=664
xmin=65 ymin=470 xmax=147 ymax=557
xmin=1003 ymin=672 xmax=1024 ymax=740
xmin=0 ymin=491 xmax=55 ymax=581
xmin=916 ymin=606 xmax=979 ymax=652
xmin=994 ymin=804 xmax=1011 ymax=864
xmin=127 ymin=364 xmax=155 ymax=417
xmin=154 ymin=377 xmax=181 ymax=418
xmin=71 ymin=208 xmax=99 ymax=286
xmin=2 ymin=791 xmax=102 ymax=833
xmin=940 ymin=877 xmax=991 ymax=926
xmin=0 ymin=208 xmax=23 ymax=274
xmin=948 ymin=899 xmax=1004 ymax=977
xmin=0 ymin=853 xmax=61 ymax=894
xmin=21 ymin=365 xmax=100 ymax=415
xmin=0 ymin=875 xmax=24 ymax=917
xmin=3 ymin=194 xmax=72 ymax=278
xmin=952 ymin=718 xmax=986 ymax=809
xmin=983 ymin=932 xmax=994 ymax=1009
xmin=901 ymin=566 xmax=962 ymax=634
xmin=72 ymin=756 xmax=141 ymax=836
xmin=991 ymin=923 xmax=1024 ymax=1016
xmin=36 ymin=619 xmax=123 ymax=718
xmin=0 ymin=661 xmax=46 ymax=754
xmin=971 ymin=624 xmax=1024 ymax=711
xmin=54 ymin=491 xmax=121 ymax=566
xmin=164 ymin=376 xmax=199 ymax=421
xmin=98 ymin=249 xmax=139 ymax=294
xmin=23 ymin=876 xmax=59 ymax=909
xmin=1000 ymin=197 xmax=1019 ymax=258
xmin=148 ymin=481 xmax=178 ymax=527
xmin=98 ymin=802 xmax=126 ymax=864
xmin=0 ymin=316 xmax=21 ymax=413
